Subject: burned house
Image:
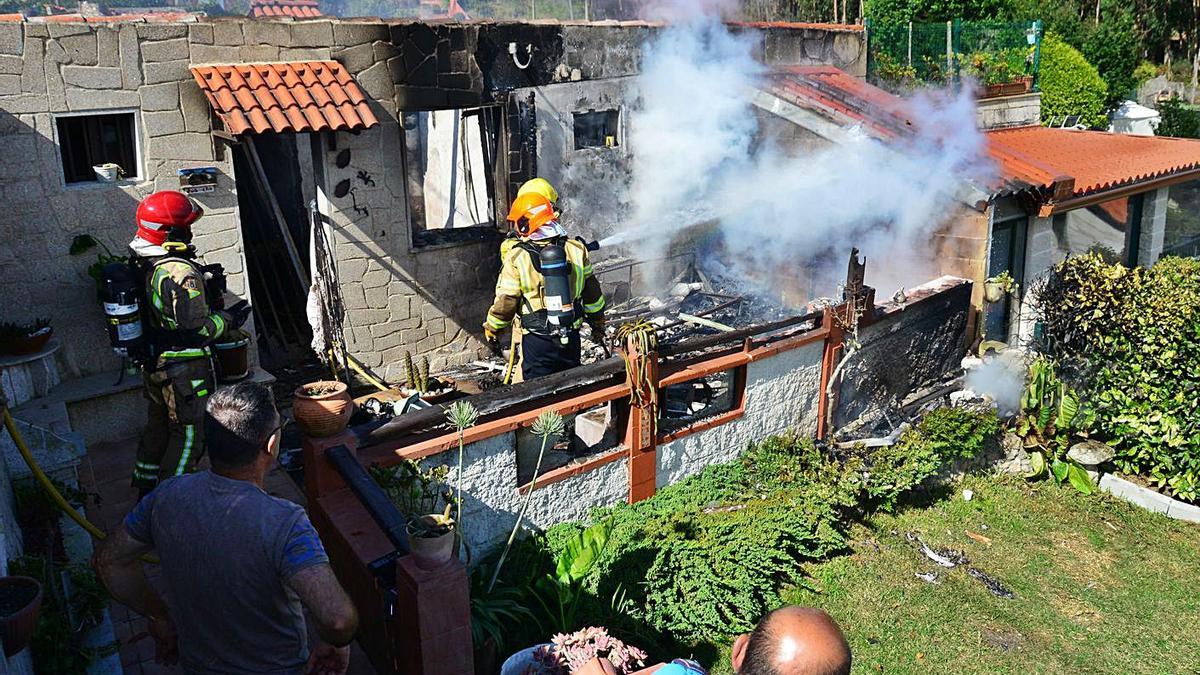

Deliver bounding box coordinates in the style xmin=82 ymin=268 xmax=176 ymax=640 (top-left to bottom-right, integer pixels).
xmin=0 ymin=14 xmax=993 ymax=675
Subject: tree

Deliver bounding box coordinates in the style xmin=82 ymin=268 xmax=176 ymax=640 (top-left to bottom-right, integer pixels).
xmin=862 ymin=0 xmax=1011 ymax=25
xmin=1082 ymin=3 xmax=1141 ymax=107
xmin=1039 ymin=32 xmax=1109 ymax=128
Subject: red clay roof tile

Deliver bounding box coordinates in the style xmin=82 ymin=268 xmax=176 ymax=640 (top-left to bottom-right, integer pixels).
xmin=191 ymin=61 xmax=378 ymax=136
xmin=248 ymin=0 xmax=321 ymax=19
xmin=988 ymin=126 xmax=1200 ymax=200
xmin=765 ymin=65 xmax=914 ymax=140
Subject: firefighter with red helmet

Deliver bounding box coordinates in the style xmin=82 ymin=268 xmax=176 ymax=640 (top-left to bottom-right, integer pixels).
xmin=129 ymin=190 xmax=250 ymax=497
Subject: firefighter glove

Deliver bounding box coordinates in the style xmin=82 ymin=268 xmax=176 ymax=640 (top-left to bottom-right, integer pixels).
xmin=226 ymin=300 xmax=252 ymax=328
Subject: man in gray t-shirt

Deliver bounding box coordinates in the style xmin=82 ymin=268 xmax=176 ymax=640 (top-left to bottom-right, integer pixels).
xmin=98 ymin=382 xmax=358 ymax=675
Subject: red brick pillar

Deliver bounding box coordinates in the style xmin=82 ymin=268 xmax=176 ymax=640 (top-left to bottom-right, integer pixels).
xmin=816 ymin=307 xmax=846 ymax=441
xmin=394 ymin=556 xmax=474 ymax=675
xmin=301 ymin=430 xmax=358 ymax=501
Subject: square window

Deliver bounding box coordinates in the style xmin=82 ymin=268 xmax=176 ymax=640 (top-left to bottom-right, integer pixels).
xmin=573 ymin=109 xmax=620 ymax=150
xmin=56 ymin=112 xmax=138 ymax=184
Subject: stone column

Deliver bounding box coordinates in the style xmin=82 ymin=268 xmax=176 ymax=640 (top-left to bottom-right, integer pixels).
xmin=1137 ymin=186 xmax=1169 ymax=266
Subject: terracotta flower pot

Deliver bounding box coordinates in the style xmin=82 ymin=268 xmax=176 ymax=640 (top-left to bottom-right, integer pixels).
xmin=293 ymin=380 xmax=354 ymax=438
xmin=0 ymin=328 xmax=52 ymax=357
xmin=0 ymin=576 xmax=42 ymax=657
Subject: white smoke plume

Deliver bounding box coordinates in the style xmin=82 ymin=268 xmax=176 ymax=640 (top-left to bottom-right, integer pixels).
xmin=606 ymin=8 xmax=995 ymax=299
xmin=965 ymin=354 xmax=1027 ymax=414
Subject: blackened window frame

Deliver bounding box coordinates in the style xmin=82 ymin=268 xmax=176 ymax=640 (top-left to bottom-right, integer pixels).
xmin=572 ymin=109 xmax=621 ymax=150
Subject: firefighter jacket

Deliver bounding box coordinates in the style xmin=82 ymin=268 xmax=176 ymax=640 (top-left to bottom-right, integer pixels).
xmin=486 ymin=238 xmax=605 ymax=335
xmin=144 ymin=257 xmax=229 ymax=363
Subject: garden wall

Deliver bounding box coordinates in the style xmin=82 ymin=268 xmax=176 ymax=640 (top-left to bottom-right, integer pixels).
xmin=379 ymin=276 xmax=971 ymax=560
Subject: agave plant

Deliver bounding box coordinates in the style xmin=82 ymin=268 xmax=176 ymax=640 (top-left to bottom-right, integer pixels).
xmin=446 ymin=400 xmax=480 ymax=531
xmin=489 ymin=411 xmax=565 ymax=591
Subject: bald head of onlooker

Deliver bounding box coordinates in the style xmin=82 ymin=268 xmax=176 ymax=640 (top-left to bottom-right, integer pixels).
xmin=731 ymin=606 xmax=851 ymax=675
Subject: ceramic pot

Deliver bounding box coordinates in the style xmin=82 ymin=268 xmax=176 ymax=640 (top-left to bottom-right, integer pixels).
xmin=407 ymin=517 xmax=456 ymax=571
xmin=293 ymin=380 xmax=353 ymax=438
xmin=983 ymin=281 xmax=1005 ymax=304
xmin=0 ymin=576 xmax=42 ymax=657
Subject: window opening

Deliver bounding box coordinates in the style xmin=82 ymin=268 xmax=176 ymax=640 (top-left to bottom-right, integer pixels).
xmin=56 ymin=112 xmax=138 ymax=184
xmin=573 ymin=109 xmax=620 ymax=150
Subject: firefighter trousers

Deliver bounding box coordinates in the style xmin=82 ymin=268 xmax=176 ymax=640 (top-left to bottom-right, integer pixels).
xmin=132 ymin=358 xmax=215 ymax=491
xmin=521 ymin=331 xmax=581 ymax=379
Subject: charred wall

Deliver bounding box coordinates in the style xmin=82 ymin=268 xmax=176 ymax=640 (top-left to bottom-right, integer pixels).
xmin=834 ymin=277 xmax=972 ymax=429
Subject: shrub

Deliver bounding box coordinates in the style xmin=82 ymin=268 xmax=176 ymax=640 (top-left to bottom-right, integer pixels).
xmin=541 ymin=408 xmax=1000 ymax=645
xmin=1038 ymin=33 xmax=1109 ymax=129
xmin=1034 ymin=254 xmax=1200 ymax=500
xmin=1156 ymin=97 xmax=1200 ymax=139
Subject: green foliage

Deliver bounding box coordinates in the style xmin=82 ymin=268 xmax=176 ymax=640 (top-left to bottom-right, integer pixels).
xmin=541 ymin=409 xmax=999 ymax=645
xmin=864 ymin=0 xmax=1010 ymax=25
xmin=8 ymin=555 xmax=113 ymax=674
xmin=1156 ymin=97 xmax=1200 ymax=139
xmin=532 ymin=521 xmax=611 ymax=634
xmin=962 ymin=47 xmax=1032 ymax=85
xmin=1014 ymin=358 xmax=1097 ymax=494
xmin=1081 ymin=5 xmax=1141 ymax=108
xmin=370 ymin=460 xmax=455 ymax=517
xmin=469 ymin=562 xmax=539 ymax=655
xmin=1133 ymin=61 xmax=1161 ymax=85
xmin=1034 ymin=254 xmax=1200 ymax=501
xmin=68 ymin=233 xmax=123 ymax=299
xmin=1039 ymin=32 xmax=1109 ymax=128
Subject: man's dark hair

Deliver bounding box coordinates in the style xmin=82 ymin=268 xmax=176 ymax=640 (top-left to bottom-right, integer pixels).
xmin=740 ymin=607 xmax=851 ymax=675
xmin=204 ymin=382 xmax=277 ymax=469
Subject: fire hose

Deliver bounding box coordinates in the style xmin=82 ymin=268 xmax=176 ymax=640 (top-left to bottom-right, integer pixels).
xmin=1 ymin=402 xmax=159 ymax=564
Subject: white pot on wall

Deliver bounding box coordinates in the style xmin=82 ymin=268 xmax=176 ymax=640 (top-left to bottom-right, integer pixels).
xmin=92 ymin=163 xmax=120 ymax=182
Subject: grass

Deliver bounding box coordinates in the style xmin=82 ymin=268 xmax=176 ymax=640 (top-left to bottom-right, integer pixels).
xmin=700 ymin=474 xmax=1200 ymax=674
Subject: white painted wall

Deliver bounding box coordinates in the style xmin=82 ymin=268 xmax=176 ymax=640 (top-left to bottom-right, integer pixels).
xmin=657 ymin=342 xmax=824 ymax=488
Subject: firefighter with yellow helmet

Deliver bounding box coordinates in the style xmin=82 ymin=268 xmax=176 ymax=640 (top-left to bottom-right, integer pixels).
xmin=485 ymin=190 xmax=605 ymax=379
xmin=499 ymin=177 xmax=561 ymax=261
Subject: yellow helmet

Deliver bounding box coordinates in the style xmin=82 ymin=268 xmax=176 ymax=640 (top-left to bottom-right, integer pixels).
xmin=517 ymin=178 xmax=559 ymax=204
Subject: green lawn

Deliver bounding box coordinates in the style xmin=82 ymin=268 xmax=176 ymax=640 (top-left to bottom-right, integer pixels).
xmin=703 ymin=475 xmax=1200 ymax=674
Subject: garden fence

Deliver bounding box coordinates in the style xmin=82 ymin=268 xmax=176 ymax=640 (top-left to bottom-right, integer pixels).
xmin=867 ymin=19 xmax=1043 ymax=92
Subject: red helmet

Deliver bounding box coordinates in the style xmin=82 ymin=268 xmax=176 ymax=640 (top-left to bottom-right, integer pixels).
xmin=135 ymin=190 xmax=203 ymax=246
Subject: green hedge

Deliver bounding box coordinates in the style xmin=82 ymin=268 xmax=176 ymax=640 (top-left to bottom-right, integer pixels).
xmin=541 ymin=407 xmax=1000 ymax=646
xmin=1038 ymin=32 xmax=1108 ymax=129
xmin=1035 ymin=254 xmax=1200 ymax=501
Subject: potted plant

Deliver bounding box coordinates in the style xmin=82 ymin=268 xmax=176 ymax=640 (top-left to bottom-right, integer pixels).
xmin=501 ymin=627 xmax=647 ymax=675
xmin=407 ymin=505 xmax=457 ymax=570
xmin=0 ymin=319 xmax=53 ymax=357
xmin=292 ymin=380 xmax=354 ymax=438
xmin=983 ymin=271 xmax=1019 ymax=304
xmin=0 ymin=576 xmax=42 ymax=657
xmin=401 ymin=351 xmax=452 ymax=402
xmin=371 ymin=460 xmax=460 ymax=570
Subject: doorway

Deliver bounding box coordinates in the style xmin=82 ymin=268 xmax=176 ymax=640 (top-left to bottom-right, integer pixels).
xmin=232 ymin=133 xmax=315 ymax=374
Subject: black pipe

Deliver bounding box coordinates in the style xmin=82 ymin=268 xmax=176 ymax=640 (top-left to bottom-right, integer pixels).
xmin=325 ymin=444 xmax=410 ymax=555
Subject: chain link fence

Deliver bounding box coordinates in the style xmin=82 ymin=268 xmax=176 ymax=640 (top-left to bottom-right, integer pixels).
xmin=867 ymin=20 xmax=1042 ymax=93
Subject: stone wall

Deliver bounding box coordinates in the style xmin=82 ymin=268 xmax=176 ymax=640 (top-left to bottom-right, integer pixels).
xmin=976 ymin=91 xmax=1041 ymax=129
xmin=0 ymin=17 xmax=870 ymax=385
xmin=0 ymin=19 xmax=248 ymax=379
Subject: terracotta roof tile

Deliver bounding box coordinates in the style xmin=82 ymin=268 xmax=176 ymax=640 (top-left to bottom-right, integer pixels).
xmin=765 ymin=65 xmax=914 ymax=140
xmin=248 ymin=0 xmax=322 ymax=19
xmin=988 ymin=126 xmax=1200 ymax=201
xmin=191 ymin=61 xmax=378 ymax=136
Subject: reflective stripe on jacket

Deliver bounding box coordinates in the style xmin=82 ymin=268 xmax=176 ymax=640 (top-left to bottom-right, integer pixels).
xmin=486 ymin=238 xmax=605 ymax=332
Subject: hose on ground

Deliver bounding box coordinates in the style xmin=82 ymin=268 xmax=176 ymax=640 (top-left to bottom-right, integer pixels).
xmin=2 ymin=403 xmax=158 ymax=564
